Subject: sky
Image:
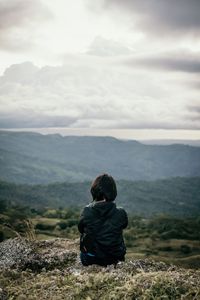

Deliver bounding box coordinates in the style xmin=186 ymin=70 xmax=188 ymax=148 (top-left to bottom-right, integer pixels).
xmin=0 ymin=0 xmax=200 ymax=140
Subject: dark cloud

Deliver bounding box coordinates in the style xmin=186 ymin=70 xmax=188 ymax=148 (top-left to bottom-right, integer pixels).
xmin=107 ymin=120 xmax=200 ymax=130
xmin=188 ymin=106 xmax=200 ymax=113
xmin=0 ymin=0 xmax=52 ymax=50
xmin=124 ymin=52 xmax=200 ymax=73
xmin=187 ymin=105 xmax=200 ymax=120
xmin=103 ymin=0 xmax=200 ymax=35
xmin=2 ymin=112 xmax=199 ymax=130
xmin=0 ymin=0 xmax=51 ymax=30
xmin=0 ymin=111 xmax=77 ymax=128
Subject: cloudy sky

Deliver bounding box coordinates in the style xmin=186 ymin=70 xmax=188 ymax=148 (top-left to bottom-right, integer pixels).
xmin=0 ymin=0 xmax=200 ymax=139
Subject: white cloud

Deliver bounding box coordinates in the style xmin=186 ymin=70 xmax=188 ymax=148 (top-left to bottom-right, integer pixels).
xmin=0 ymin=54 xmax=199 ymax=130
xmin=86 ymin=36 xmax=133 ymax=57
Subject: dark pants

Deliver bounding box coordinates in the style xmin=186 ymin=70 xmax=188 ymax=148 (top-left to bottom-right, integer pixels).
xmin=80 ymin=252 xmax=124 ymax=267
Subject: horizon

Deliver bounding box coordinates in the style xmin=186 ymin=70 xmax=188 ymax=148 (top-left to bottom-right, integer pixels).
xmin=1 ymin=128 xmax=200 ymax=146
xmin=1 ymin=127 xmax=200 ymax=141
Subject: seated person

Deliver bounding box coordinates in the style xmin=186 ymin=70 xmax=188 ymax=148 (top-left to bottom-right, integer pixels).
xmin=78 ymin=173 xmax=128 ymax=266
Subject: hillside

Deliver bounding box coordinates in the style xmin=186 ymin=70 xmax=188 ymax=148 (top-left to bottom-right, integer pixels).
xmin=0 ymin=237 xmax=199 ymax=300
xmin=0 ymin=131 xmax=200 ymax=184
xmin=0 ymin=177 xmax=200 ymax=216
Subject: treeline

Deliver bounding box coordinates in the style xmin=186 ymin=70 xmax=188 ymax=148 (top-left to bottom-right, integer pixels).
xmin=0 ymin=203 xmax=80 ymax=242
xmin=0 ymin=177 xmax=200 ymax=216
xmin=1 ymin=202 xmax=200 ymax=244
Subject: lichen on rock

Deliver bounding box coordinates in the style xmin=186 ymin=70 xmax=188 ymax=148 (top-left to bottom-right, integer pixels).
xmin=0 ymin=237 xmax=78 ymax=271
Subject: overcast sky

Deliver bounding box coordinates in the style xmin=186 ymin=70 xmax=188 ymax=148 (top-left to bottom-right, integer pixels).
xmin=0 ymin=0 xmax=200 ymax=139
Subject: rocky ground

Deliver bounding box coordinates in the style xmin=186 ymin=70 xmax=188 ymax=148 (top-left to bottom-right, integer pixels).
xmin=0 ymin=238 xmax=200 ymax=299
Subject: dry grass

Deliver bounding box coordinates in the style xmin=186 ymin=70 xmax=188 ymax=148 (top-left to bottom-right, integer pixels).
xmin=0 ymin=237 xmax=200 ymax=299
xmin=0 ymin=259 xmax=200 ymax=299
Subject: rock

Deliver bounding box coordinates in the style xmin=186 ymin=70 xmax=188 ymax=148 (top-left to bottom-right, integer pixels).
xmin=0 ymin=237 xmax=77 ymax=271
xmin=0 ymin=288 xmax=8 ymax=300
xmin=0 ymin=238 xmax=34 ymax=269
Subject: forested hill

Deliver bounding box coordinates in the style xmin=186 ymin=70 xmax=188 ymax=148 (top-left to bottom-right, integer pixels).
xmin=0 ymin=131 xmax=200 ymax=184
xmin=0 ymin=177 xmax=200 ymax=216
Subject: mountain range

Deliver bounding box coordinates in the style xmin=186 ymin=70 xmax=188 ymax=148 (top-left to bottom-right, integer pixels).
xmin=0 ymin=131 xmax=200 ymax=184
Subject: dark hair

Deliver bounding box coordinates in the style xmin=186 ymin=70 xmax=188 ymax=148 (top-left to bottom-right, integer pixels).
xmin=90 ymin=174 xmax=117 ymax=202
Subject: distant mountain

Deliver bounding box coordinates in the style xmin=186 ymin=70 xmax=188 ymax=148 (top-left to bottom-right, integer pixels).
xmin=140 ymin=139 xmax=200 ymax=147
xmin=0 ymin=131 xmax=200 ymax=184
xmin=0 ymin=177 xmax=200 ymax=216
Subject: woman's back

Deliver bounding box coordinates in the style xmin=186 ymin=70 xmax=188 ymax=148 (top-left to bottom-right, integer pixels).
xmin=78 ymin=174 xmax=128 ymax=266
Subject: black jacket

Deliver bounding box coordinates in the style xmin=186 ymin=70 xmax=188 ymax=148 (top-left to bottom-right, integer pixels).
xmin=78 ymin=201 xmax=128 ymax=259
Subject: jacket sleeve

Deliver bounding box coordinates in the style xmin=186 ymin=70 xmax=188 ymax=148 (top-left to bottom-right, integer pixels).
xmin=78 ymin=217 xmax=84 ymax=233
xmin=78 ymin=209 xmax=85 ymax=234
xmin=121 ymin=209 xmax=128 ymax=229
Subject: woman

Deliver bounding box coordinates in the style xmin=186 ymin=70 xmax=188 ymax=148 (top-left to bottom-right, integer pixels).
xmin=78 ymin=173 xmax=128 ymax=266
